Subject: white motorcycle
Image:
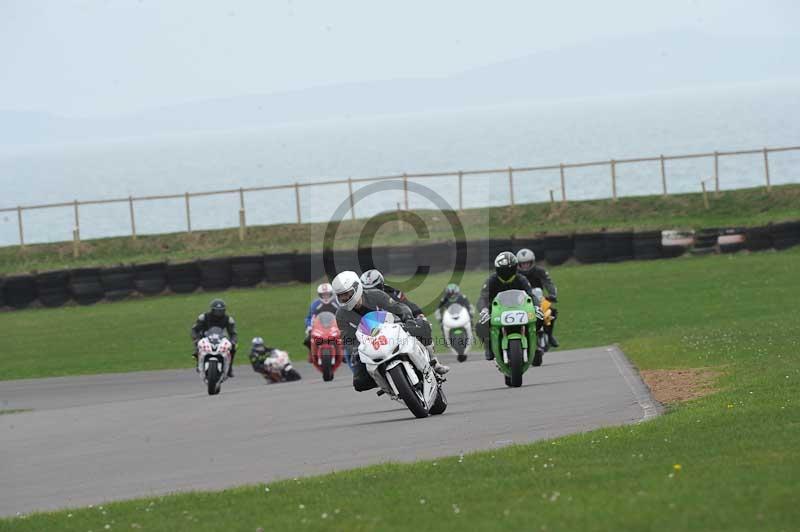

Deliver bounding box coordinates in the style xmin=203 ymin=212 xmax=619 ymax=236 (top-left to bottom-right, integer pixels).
xmin=356 ymin=311 xmax=448 ymax=419
xmin=196 ymin=327 xmax=233 ymax=395
xmin=440 ymin=303 xmax=473 ymax=362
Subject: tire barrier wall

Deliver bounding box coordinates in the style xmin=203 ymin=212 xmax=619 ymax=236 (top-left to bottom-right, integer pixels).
xmin=2 ymin=221 xmax=799 ymax=311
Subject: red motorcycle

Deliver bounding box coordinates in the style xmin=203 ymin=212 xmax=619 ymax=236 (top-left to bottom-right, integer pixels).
xmin=310 ymin=311 xmax=344 ymax=381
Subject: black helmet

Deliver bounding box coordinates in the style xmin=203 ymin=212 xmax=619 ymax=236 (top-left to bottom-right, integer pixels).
xmin=210 ymin=298 xmax=226 ymax=319
xmin=494 ymin=252 xmax=518 ymax=284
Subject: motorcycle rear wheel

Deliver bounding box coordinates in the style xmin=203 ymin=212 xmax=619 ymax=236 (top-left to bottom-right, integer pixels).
xmin=388 ymin=365 xmax=429 ymax=418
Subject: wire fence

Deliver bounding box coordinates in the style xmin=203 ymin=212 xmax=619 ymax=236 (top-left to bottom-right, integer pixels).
xmin=2 ymin=144 xmax=798 ymax=250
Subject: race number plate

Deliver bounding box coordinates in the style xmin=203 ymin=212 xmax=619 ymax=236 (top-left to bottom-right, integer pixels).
xmin=500 ymin=310 xmax=529 ymax=325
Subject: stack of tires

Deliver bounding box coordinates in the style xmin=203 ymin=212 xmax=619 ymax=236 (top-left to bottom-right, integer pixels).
xmin=134 ymin=262 xmax=167 ymax=296
xmin=168 ymin=262 xmax=202 ymax=294
xmin=231 ymin=256 xmax=264 ymax=287
xmin=661 ymin=230 xmax=694 ymax=259
xmin=745 ymin=226 xmax=773 ymax=252
xmin=718 ymin=228 xmax=746 ymax=254
xmin=101 ymin=266 xmax=135 ymax=301
xmin=604 ymin=231 xmax=634 ymax=262
xmin=199 ymin=258 xmax=232 ymax=291
xmin=36 ymin=270 xmax=71 ymax=307
xmin=542 ymin=235 xmax=573 ymax=265
xmin=633 ymin=231 xmax=663 ymax=260
xmin=573 ymin=233 xmax=606 ymax=264
xmin=771 ymin=221 xmax=800 ymax=250
xmin=70 ymin=268 xmax=105 ymax=305
xmin=4 ymin=275 xmax=38 ymax=309
xmin=264 ymin=253 xmax=296 ymax=283
xmin=692 ymin=229 xmax=719 ymax=256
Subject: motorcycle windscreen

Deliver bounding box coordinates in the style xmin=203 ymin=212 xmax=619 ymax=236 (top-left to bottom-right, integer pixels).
xmin=495 ymin=290 xmax=528 ymax=307
xmin=358 ymin=311 xmax=395 ymax=337
xmin=447 ymin=304 xmax=465 ymax=316
xmin=205 ymin=326 xmax=227 ymax=345
xmin=315 ymin=311 xmax=337 ymax=328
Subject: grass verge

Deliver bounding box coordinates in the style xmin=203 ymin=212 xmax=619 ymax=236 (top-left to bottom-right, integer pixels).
xmin=2 ymin=184 xmax=798 ymax=275
xmin=1 ymin=248 xmax=798 ymax=530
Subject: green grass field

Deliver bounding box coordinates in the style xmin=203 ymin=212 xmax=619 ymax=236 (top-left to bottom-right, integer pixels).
xmin=2 ymin=184 xmax=798 ymax=275
xmin=2 ymin=248 xmax=798 ymax=530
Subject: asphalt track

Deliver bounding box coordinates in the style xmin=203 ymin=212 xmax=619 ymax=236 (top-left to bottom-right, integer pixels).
xmin=0 ymin=346 xmax=659 ymax=517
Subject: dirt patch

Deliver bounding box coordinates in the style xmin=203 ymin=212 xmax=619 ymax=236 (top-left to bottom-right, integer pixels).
xmin=640 ymin=368 xmax=721 ymax=404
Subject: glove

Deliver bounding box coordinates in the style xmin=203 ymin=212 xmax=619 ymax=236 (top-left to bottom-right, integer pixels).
xmin=479 ymin=308 xmax=490 ymax=325
xmin=305 ymin=326 xmax=311 ymax=334
xmin=535 ymin=307 xmax=545 ymax=321
xmin=546 ymin=295 xmax=558 ymax=303
xmin=434 ymin=309 xmax=442 ymax=321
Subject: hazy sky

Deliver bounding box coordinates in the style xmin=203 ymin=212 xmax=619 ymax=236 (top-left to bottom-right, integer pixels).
xmin=1 ymin=0 xmax=797 ymax=117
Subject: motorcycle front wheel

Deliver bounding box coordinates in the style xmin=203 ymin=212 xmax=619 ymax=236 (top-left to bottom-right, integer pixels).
xmin=388 ymin=365 xmax=429 ymax=419
xmin=322 ymin=355 xmax=334 ymax=382
xmin=507 ymin=339 xmax=524 ymax=387
xmin=207 ymin=364 xmax=221 ymax=395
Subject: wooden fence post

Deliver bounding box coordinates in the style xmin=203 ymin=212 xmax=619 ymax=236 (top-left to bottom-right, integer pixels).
xmin=457 ymin=171 xmax=463 ymax=211
xmin=660 ymin=154 xmax=667 ymax=197
xmin=403 ymin=173 xmax=409 ymax=210
xmin=347 ymin=177 xmax=356 ymax=220
xmin=184 ymin=192 xmax=192 ymax=233
xmin=73 ymin=200 xmax=81 ymax=241
xmin=701 ymin=180 xmax=710 ymax=210
xmin=128 ymin=196 xmax=137 ymax=240
xmin=238 ymin=188 xmax=246 ymax=241
xmin=17 ymin=206 xmax=24 ymax=248
xmin=559 ymin=163 xmax=567 ymax=204
xmin=508 ymin=166 xmax=515 ymax=206
xmin=610 ymin=159 xmax=618 ymax=202
xmin=294 ymin=182 xmax=302 ymax=224
xmin=713 ymin=151 xmax=720 ymax=197
xmin=763 ymin=147 xmax=771 ymax=192
xmin=72 ymin=200 xmax=81 ymax=258
xmin=549 ymin=189 xmax=555 ymax=206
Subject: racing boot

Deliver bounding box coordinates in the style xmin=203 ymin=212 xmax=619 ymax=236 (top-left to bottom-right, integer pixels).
xmin=484 ymin=342 xmax=493 ymax=361
xmin=227 ymin=365 xmax=234 ymax=378
xmin=430 ymin=357 xmax=450 ymax=376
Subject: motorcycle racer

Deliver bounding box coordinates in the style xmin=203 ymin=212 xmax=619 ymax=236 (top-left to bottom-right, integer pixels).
xmin=434 ymin=283 xmax=473 ymax=321
xmin=475 ymin=252 xmax=539 ymax=360
xmin=333 ymin=271 xmax=449 ymax=392
xmin=191 ymin=298 xmax=238 ymax=377
xmin=303 ymin=283 xmax=339 ymax=357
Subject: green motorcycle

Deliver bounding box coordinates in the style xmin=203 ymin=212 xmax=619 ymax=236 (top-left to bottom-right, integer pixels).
xmin=490 ymin=289 xmax=541 ymax=387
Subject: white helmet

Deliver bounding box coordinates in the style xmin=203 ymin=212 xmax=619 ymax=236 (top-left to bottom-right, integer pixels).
xmin=332 ymin=271 xmax=363 ymax=311
xmin=516 ymin=248 xmax=536 ymax=273
xmin=317 ymin=282 xmax=334 ymax=304
xmin=360 ymin=269 xmax=384 ymax=290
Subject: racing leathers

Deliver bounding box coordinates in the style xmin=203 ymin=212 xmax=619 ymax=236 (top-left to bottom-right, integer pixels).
xmin=520 ymin=266 xmax=559 ymax=347
xmin=336 ymin=288 xmax=433 ymax=391
xmin=191 ymin=312 xmax=238 ymax=375
xmin=475 ymin=274 xmax=538 ymax=359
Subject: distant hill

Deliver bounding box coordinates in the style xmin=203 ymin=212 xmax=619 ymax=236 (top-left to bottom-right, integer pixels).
xmin=2 ymin=30 xmax=798 ymax=145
